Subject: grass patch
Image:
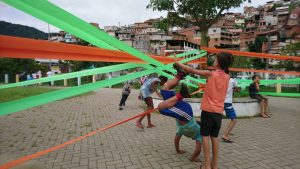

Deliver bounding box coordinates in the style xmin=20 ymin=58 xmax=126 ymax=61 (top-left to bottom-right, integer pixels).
xmin=0 ymin=86 xmax=95 ymax=103
xmin=0 ymin=86 xmax=57 ymax=103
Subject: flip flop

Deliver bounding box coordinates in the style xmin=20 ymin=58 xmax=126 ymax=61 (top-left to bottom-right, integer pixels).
xmin=222 ymin=137 xmax=234 ymax=143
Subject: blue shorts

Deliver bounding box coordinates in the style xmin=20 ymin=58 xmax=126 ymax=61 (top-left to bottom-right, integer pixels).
xmin=159 ymin=90 xmax=193 ymax=121
xmin=224 ymin=103 xmax=237 ymax=119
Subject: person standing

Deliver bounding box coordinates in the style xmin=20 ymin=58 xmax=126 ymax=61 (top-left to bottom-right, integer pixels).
xmin=46 ymin=69 xmax=53 ymax=86
xmin=222 ymin=76 xmax=240 ymax=143
xmin=119 ymin=81 xmax=133 ymax=110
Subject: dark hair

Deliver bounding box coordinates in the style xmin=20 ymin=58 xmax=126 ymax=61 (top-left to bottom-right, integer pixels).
xmin=159 ymin=75 xmax=168 ymax=84
xmin=216 ymin=52 xmax=234 ymax=72
xmin=252 ymin=74 xmax=260 ymax=80
xmin=224 ymin=69 xmax=230 ymax=74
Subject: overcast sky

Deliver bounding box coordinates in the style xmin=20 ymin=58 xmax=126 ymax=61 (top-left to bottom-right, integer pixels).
xmin=0 ymin=0 xmax=270 ymax=33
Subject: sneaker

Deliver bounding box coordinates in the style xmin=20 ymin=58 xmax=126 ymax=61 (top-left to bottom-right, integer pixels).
xmin=180 ymin=84 xmax=191 ymax=98
xmin=173 ymin=63 xmax=187 ymax=79
xmin=119 ymin=107 xmax=123 ymax=110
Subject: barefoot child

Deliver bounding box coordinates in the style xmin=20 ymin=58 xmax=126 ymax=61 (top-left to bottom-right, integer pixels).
xmin=249 ymin=75 xmax=270 ymax=118
xmin=119 ymin=81 xmax=133 ymax=110
xmin=136 ymin=76 xmax=168 ymax=128
xmin=157 ymin=65 xmax=202 ymax=162
xmin=222 ymin=75 xmax=240 ymax=143
xmin=175 ymin=52 xmax=233 ymax=169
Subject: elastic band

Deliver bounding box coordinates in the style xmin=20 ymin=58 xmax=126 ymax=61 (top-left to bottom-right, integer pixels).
xmin=175 ymin=93 xmax=184 ymax=101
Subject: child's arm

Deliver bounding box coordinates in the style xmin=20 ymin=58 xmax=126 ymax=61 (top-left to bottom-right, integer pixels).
xmin=189 ymin=141 xmax=201 ymax=162
xmin=174 ymin=135 xmax=186 ymax=154
xmin=173 ymin=53 xmax=212 ymax=77
xmin=155 ymin=90 xmax=162 ymax=98
xmin=255 ymin=82 xmax=260 ymax=91
xmin=233 ymin=87 xmax=241 ymax=92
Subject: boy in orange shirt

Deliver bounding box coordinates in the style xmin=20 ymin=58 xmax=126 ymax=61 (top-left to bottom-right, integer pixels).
xmin=175 ymin=52 xmax=233 ymax=169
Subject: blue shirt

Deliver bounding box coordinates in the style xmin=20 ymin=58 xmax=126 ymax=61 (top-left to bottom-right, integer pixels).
xmin=140 ymin=77 xmax=160 ymax=99
xmin=176 ymin=118 xmax=202 ymax=142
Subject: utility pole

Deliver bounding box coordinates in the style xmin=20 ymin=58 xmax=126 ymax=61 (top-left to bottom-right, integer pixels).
xmin=48 ymin=23 xmax=52 ymax=69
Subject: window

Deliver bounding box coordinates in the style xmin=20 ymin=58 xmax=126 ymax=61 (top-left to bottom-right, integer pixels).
xmin=213 ymin=29 xmax=216 ymax=33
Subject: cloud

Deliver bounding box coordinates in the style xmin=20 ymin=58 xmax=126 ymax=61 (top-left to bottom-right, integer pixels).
xmin=1 ymin=0 xmax=270 ymax=32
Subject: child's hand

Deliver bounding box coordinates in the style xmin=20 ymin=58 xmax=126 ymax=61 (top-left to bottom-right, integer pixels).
xmin=176 ymin=149 xmax=186 ymax=154
xmin=173 ymin=52 xmax=179 ymax=63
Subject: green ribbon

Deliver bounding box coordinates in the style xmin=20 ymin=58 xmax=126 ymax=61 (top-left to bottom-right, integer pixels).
xmin=1 ymin=0 xmax=205 ymax=87
xmin=0 ymin=53 xmax=205 ymax=115
xmin=0 ymin=50 xmax=202 ymax=89
xmin=0 ymin=69 xmax=157 ymax=116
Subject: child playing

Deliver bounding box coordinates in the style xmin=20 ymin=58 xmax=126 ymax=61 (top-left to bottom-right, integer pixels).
xmin=157 ymin=65 xmax=202 ymax=162
xmin=135 ymin=76 xmax=168 ymax=128
xmin=222 ymin=74 xmax=240 ymax=143
xmin=119 ymin=81 xmax=133 ymax=110
xmin=174 ymin=52 xmax=233 ymax=169
xmin=249 ymin=75 xmax=270 ymax=118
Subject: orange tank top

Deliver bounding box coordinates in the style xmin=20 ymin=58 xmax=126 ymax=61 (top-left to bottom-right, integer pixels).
xmin=201 ymin=70 xmax=230 ymax=113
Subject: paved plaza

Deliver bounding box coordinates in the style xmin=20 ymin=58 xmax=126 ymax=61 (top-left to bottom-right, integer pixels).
xmin=0 ymin=88 xmax=300 ymax=169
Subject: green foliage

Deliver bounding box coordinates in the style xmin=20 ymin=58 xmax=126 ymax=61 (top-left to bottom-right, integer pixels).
xmin=68 ymin=61 xmax=116 ymax=72
xmin=248 ymin=36 xmax=267 ymax=53
xmin=248 ymin=36 xmax=268 ymax=69
xmin=289 ymin=2 xmax=299 ymax=12
xmin=281 ymin=41 xmax=300 ymax=56
xmin=147 ymin=0 xmax=250 ymax=46
xmin=154 ymin=18 xmax=169 ymax=33
xmin=0 ymin=58 xmax=47 ymax=82
xmin=0 ymin=21 xmax=47 ymax=39
xmin=231 ymin=56 xmax=252 ymax=69
xmin=275 ymin=41 xmax=300 ymax=71
xmin=0 ymin=86 xmax=57 ymax=103
xmin=268 ymin=3 xmax=282 ymax=12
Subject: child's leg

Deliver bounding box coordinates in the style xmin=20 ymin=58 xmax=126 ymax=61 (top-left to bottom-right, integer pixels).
xmin=147 ymin=114 xmax=154 ymax=128
xmin=202 ymin=136 xmax=211 ymax=169
xmin=189 ymin=141 xmax=201 ymax=162
xmin=163 ymin=77 xmax=180 ymax=90
xmin=211 ymin=137 xmax=219 ymax=169
xmin=222 ymin=119 xmax=237 ymax=140
xmin=174 ymin=135 xmax=186 ymax=154
xmin=122 ymin=94 xmax=129 ymax=106
xmin=136 ymin=97 xmax=154 ymax=128
xmin=262 ymin=97 xmax=269 ymax=114
xmin=119 ymin=96 xmax=124 ymax=107
xmin=200 ymin=111 xmax=212 ymax=169
xmin=119 ymin=94 xmax=126 ymax=109
xmin=144 ymin=97 xmax=155 ymax=128
xmin=158 ymin=96 xmax=179 ymax=110
xmin=259 ymin=100 xmax=267 ymax=117
xmin=222 ymin=105 xmax=237 ymax=141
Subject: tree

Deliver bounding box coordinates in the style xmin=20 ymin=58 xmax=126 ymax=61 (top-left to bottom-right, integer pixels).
xmin=0 ymin=58 xmax=46 ymax=82
xmin=275 ymin=41 xmax=300 ymax=71
xmin=147 ymin=0 xmax=250 ymax=46
xmin=248 ymin=36 xmax=268 ymax=69
xmin=154 ymin=18 xmax=169 ymax=33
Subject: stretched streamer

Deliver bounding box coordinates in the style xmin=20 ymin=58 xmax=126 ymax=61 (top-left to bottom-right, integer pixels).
xmin=259 ymin=92 xmax=300 ymax=97
xmin=0 ymin=0 xmax=205 ymax=87
xmin=0 ymin=69 xmax=156 ymax=116
xmin=0 ymin=63 xmax=138 ymax=89
xmin=0 ymin=51 xmax=206 ymax=89
xmin=202 ymin=47 xmax=300 ymax=62
xmin=206 ymin=66 xmax=300 ymax=76
xmin=0 ymin=108 xmax=158 ymax=169
xmin=0 ymin=53 xmax=205 ymax=115
xmin=0 ymin=35 xmax=203 ymax=64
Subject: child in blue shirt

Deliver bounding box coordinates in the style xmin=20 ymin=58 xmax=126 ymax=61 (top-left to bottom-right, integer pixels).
xmin=157 ymin=64 xmax=202 ymax=162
